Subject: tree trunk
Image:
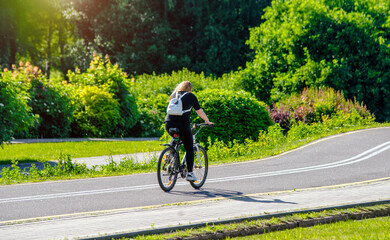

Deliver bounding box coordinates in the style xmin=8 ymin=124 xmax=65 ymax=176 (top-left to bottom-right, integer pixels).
xmin=45 ymin=22 xmax=52 ymax=78
xmin=58 ymin=22 xmax=66 ymax=77
xmin=9 ymin=22 xmax=17 ymax=68
xmin=164 ymin=0 xmax=169 ymax=21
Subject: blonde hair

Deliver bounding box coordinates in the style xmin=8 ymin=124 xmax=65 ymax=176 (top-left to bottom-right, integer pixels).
xmin=173 ymin=81 xmax=193 ymax=93
xmin=170 ymin=81 xmax=193 ymax=99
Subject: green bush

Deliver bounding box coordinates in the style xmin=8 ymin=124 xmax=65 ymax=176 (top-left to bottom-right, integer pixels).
xmin=136 ymin=93 xmax=169 ymax=137
xmin=284 ymin=87 xmax=372 ymax=120
xmin=72 ymin=85 xmax=120 ymax=137
xmin=3 ymin=62 xmax=75 ymax=139
xmin=192 ymin=89 xmax=273 ymax=145
xmin=28 ymin=78 xmax=74 ymax=138
xmin=68 ymin=55 xmax=139 ymax=136
xmin=0 ymin=67 xmax=37 ymax=145
xmin=131 ymin=68 xmax=223 ymax=98
xmin=271 ymin=87 xmax=374 ymax=132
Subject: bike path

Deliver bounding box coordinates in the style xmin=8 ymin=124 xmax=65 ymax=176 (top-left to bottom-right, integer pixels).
xmin=1 ymin=178 xmax=389 ymax=240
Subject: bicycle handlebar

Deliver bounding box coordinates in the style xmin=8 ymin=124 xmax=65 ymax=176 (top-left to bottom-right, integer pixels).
xmin=191 ymin=123 xmax=215 ymax=136
xmin=193 ymin=123 xmax=215 ymax=128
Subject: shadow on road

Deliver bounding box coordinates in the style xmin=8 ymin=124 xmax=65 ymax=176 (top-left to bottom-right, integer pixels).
xmin=169 ymin=188 xmax=297 ymax=205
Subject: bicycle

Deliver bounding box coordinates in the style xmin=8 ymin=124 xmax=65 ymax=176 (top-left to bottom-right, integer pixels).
xmin=157 ymin=123 xmax=214 ymax=192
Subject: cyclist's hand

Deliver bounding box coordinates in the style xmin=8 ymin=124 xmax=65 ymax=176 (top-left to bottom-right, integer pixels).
xmin=205 ymin=120 xmax=214 ymax=125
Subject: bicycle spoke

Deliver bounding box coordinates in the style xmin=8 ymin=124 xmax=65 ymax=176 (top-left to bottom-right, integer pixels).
xmin=190 ymin=146 xmax=208 ymax=189
xmin=157 ymin=147 xmax=177 ymax=192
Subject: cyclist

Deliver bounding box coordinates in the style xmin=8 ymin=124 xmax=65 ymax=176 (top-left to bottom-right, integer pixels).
xmin=165 ymin=81 xmax=214 ymax=182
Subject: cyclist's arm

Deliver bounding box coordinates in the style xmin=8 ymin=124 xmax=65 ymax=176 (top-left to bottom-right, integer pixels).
xmin=195 ymin=109 xmax=213 ymax=125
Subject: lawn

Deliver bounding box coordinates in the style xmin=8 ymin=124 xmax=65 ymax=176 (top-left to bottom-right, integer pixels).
xmin=231 ymin=216 xmax=390 ymax=240
xmin=0 ymin=140 xmax=164 ymax=164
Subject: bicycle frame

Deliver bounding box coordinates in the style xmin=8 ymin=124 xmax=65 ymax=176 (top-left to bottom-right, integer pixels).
xmin=174 ymin=144 xmax=187 ymax=174
xmin=194 ymin=143 xmax=201 ymax=167
xmin=162 ymin=123 xmax=208 ymax=173
xmin=162 ymin=140 xmax=186 ymax=175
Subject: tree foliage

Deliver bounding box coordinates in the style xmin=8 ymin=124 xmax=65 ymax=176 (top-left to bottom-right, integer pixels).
xmin=166 ymin=0 xmax=271 ymax=76
xmin=0 ymin=0 xmax=79 ymax=77
xmin=243 ymin=0 xmax=390 ymax=121
xmin=55 ymin=0 xmax=272 ymax=76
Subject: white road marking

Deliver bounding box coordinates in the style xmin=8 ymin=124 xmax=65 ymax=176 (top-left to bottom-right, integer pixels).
xmin=0 ymin=183 xmax=160 ymax=203
xmin=208 ymin=141 xmax=390 ymax=183
xmin=1 ymin=141 xmax=389 ymax=204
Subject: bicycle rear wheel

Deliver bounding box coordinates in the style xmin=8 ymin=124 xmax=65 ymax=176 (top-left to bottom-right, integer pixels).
xmin=157 ymin=147 xmax=177 ymax=192
xmin=190 ymin=145 xmax=208 ymax=189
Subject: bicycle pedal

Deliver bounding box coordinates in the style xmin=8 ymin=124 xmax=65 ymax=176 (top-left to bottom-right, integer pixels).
xmin=186 ymin=179 xmax=197 ymax=183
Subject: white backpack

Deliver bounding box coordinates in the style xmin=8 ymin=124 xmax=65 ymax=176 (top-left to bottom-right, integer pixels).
xmin=166 ymin=92 xmax=192 ymax=116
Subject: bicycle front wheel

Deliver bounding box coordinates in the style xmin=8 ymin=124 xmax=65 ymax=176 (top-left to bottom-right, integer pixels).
xmin=157 ymin=147 xmax=177 ymax=192
xmin=190 ymin=145 xmax=208 ymax=189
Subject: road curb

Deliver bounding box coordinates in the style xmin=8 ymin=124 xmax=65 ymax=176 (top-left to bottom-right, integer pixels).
xmin=181 ymin=206 xmax=390 ymax=240
xmin=80 ymin=199 xmax=390 ymax=240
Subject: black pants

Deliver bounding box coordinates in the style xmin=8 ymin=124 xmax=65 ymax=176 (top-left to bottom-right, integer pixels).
xmin=165 ymin=121 xmax=194 ymax=172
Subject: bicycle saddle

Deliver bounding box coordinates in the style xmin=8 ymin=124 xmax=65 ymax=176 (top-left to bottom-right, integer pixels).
xmin=169 ymin=128 xmax=180 ymax=135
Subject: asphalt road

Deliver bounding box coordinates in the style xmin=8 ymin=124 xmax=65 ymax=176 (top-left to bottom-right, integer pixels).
xmin=0 ymin=127 xmax=389 ymax=222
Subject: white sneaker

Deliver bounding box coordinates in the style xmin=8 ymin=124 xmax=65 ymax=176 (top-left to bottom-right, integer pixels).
xmin=186 ymin=172 xmax=197 ymax=182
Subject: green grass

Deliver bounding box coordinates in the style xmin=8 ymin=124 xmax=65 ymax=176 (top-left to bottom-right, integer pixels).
xmin=231 ymin=217 xmax=390 ymax=240
xmin=1 ymin=122 xmax=389 ymax=184
xmin=127 ymin=204 xmax=390 ymax=240
xmin=0 ymin=140 xmax=164 ymax=164
xmin=0 ymin=152 xmax=161 ymax=184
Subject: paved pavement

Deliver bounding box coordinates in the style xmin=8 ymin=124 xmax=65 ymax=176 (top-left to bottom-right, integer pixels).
xmin=0 ymin=177 xmax=389 ymax=240
xmin=73 ymin=152 xmax=160 ymax=168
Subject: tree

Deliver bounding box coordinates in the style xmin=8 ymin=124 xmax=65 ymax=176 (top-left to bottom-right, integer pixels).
xmin=167 ymin=0 xmax=271 ymax=76
xmin=71 ymin=0 xmax=175 ymax=75
xmin=0 ymin=0 xmax=19 ymax=68
xmin=70 ymin=0 xmax=271 ymax=76
xmin=0 ymin=0 xmax=83 ymax=77
xmin=244 ymin=0 xmax=390 ymax=121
